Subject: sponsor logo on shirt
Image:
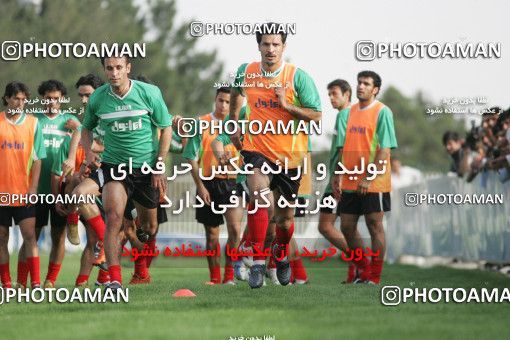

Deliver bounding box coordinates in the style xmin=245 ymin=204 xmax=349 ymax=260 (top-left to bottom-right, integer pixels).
xmin=254 ymin=98 xmax=281 ymax=109
xmin=44 ymin=137 xmax=64 ymax=148
xmin=349 ymin=126 xmax=367 ymax=134
xmin=112 ymin=118 xmax=143 ymax=132
xmin=1 ymin=140 xmax=25 ymax=150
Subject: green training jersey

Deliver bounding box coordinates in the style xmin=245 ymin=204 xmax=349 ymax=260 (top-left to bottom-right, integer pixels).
xmin=82 ymin=79 xmax=172 ymax=168
xmin=35 ymin=112 xmax=81 ymax=194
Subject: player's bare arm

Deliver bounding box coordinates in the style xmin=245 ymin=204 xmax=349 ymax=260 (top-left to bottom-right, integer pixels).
xmin=274 ymin=86 xmax=321 ymax=122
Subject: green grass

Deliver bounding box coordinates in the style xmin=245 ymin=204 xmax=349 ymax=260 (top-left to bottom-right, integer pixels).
xmin=1 ymin=255 xmax=509 ymax=340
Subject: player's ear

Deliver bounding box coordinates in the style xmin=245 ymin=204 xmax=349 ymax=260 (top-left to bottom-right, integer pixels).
xmin=126 ymin=62 xmax=131 ymax=75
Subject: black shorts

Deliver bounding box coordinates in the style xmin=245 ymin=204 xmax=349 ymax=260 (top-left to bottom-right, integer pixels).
xmin=123 ymin=199 xmax=168 ymax=224
xmin=196 ymin=178 xmax=237 ymax=226
xmin=88 ymin=168 xmax=105 ymax=192
xmin=35 ymin=203 xmax=67 ymax=229
xmin=157 ymin=205 xmax=168 ymax=224
xmin=319 ymin=192 xmax=337 ymax=214
xmin=336 ymin=192 xmax=391 ymax=216
xmin=294 ymin=197 xmax=308 ymax=218
xmin=101 ymin=162 xmax=159 ymax=209
xmin=0 ymin=205 xmax=36 ymax=226
xmin=241 ymin=150 xmax=301 ymax=201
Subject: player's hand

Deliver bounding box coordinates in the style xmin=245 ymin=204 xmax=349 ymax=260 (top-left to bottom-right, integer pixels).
xmin=64 ymin=119 xmax=80 ymax=131
xmin=331 ymin=174 xmax=342 ymax=201
xmin=219 ymin=151 xmax=232 ymax=166
xmin=172 ymin=115 xmax=183 ymax=129
xmin=197 ymin=184 xmax=211 ymax=206
xmin=55 ymin=202 xmax=69 ymax=216
xmin=62 ymin=158 xmax=75 ymax=177
xmin=231 ymin=129 xmax=243 ymax=151
xmin=274 ymin=86 xmax=288 ymax=111
xmin=357 ymin=178 xmax=371 ymax=195
xmin=151 ymin=173 xmax=167 ymax=197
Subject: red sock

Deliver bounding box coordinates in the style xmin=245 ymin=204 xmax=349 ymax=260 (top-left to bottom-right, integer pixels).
xmin=223 ymin=263 xmax=234 ymax=283
xmin=45 ymin=262 xmax=62 ymax=284
xmin=209 ymin=264 xmax=221 ymax=284
xmin=275 ymin=223 xmax=294 ymax=246
xmin=17 ymin=260 xmax=29 ymax=286
xmin=75 ymin=274 xmax=89 ymax=285
xmin=268 ymin=255 xmax=276 ymax=269
xmin=371 ymin=257 xmax=384 ymax=284
xmin=354 ymin=256 xmax=371 ymax=281
xmin=0 ymin=263 xmax=11 ymax=287
xmin=67 ymin=212 xmax=79 ymax=225
xmin=96 ymin=268 xmax=110 ymax=284
xmin=134 ymin=256 xmax=148 ymax=278
xmin=346 ymin=262 xmax=356 ymax=283
xmin=248 ymin=205 xmax=268 ymax=262
xmin=145 ymin=237 xmax=157 ymax=268
xmin=86 ymin=215 xmax=105 ymax=241
xmin=26 ymin=256 xmax=40 ymax=286
xmin=291 ymin=258 xmax=308 ymax=282
xmin=108 ymin=264 xmax=122 ymax=284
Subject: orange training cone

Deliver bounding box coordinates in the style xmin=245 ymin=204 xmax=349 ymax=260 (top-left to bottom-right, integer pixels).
xmin=172 ymin=289 xmax=196 ymax=298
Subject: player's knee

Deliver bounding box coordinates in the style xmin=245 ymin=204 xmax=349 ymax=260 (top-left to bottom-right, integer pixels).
xmin=318 ymin=222 xmax=333 ymax=236
xmin=365 ymin=217 xmax=383 ymax=231
xmin=275 ymin=215 xmax=293 ymax=229
xmin=22 ymin=231 xmax=37 ymax=246
xmin=340 ymin=222 xmax=356 ymax=235
xmin=105 ymin=211 xmax=123 ymax=229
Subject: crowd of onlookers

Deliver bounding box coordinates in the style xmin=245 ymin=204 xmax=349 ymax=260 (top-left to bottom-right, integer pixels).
xmin=442 ymin=107 xmax=510 ymax=183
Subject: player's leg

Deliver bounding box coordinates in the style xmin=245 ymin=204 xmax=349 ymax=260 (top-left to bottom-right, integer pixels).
xmin=102 ymin=181 xmax=129 ymax=288
xmin=0 ymin=219 xmax=11 ymax=288
xmin=18 ymin=212 xmax=40 ymax=288
xmin=73 ymin=177 xmax=105 ymax=255
xmin=204 ymin=225 xmax=221 ymax=284
xmin=75 ymin=225 xmax=95 ymax=286
xmin=340 ymin=212 xmax=372 ymax=282
xmin=44 ymin=205 xmax=67 ymax=288
xmin=18 ymin=203 xmax=46 ymax=287
xmin=223 ymin=206 xmax=242 ymax=284
xmin=130 ymin=201 xmax=157 ymax=284
xmin=318 ymin=203 xmax=358 ymax=283
xmin=146 ymin=207 xmax=166 ymax=269
xmin=64 ymin=175 xmax=82 ymax=245
xmin=272 ymin=189 xmax=296 ymax=286
xmin=364 ymin=211 xmax=385 ymax=284
xmin=245 ymin=167 xmax=271 ymax=289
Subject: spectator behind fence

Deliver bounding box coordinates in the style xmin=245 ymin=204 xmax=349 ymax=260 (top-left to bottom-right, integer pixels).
xmin=442 ymin=131 xmax=472 ymax=178
xmin=390 ymin=156 xmax=423 ymax=190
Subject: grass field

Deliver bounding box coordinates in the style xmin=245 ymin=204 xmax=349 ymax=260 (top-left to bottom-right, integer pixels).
xmin=1 ymin=254 xmax=509 ymax=340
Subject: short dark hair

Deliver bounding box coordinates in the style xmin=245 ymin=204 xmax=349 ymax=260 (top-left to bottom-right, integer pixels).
xmin=100 ymin=56 xmax=130 ymax=67
xmin=133 ymin=74 xmax=153 ymax=84
xmin=357 ymin=70 xmax=382 ymax=92
xmin=216 ymin=86 xmax=231 ymax=97
xmin=75 ymin=74 xmax=104 ymax=89
xmin=327 ymin=79 xmax=352 ymax=102
xmin=3 ymin=81 xmax=30 ymax=106
xmin=442 ymin=131 xmax=460 ymax=146
xmin=38 ymin=79 xmax=67 ymax=96
xmin=256 ymin=22 xmax=287 ymax=45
